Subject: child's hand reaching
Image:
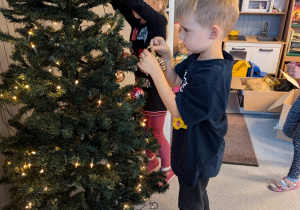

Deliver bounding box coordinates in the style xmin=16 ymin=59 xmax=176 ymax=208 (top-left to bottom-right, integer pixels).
xmin=287 ymin=61 xmax=300 ymax=79
xmin=149 ymin=37 xmax=172 ymax=62
xmin=138 ymin=49 xmax=162 ymax=76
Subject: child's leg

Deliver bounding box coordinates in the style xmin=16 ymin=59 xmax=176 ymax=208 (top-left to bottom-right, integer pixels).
xmin=145 ymin=115 xmax=156 ymax=159
xmin=283 ymin=96 xmax=300 ymax=139
xmin=178 ymin=178 xmax=210 ymax=210
xmin=147 ymin=115 xmax=171 ymax=169
xmin=288 ymin=126 xmax=300 ymax=180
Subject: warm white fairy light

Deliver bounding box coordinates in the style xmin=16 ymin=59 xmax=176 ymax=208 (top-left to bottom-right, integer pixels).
xmin=90 ymin=158 xmax=94 ymax=168
xmin=31 ymin=151 xmax=36 ymax=155
xmin=56 ymin=61 xmax=60 ymax=66
xmin=0 ymin=94 xmax=3 ymax=97
xmin=75 ymin=162 xmax=80 ymax=168
xmin=98 ymin=100 xmax=102 ymax=106
xmin=7 ymin=161 xmax=11 ymax=165
xmin=44 ymin=187 xmax=48 ymax=191
xmin=28 ymin=31 xmax=33 ymax=35
xmin=23 ymin=164 xmax=27 ymax=169
xmin=25 ymin=202 xmax=32 ymax=209
xmin=53 ymin=22 xmax=57 ymax=25
xmin=127 ymin=93 xmax=131 ymax=97
xmin=22 ymin=172 xmax=26 ymax=176
xmin=75 ymin=80 xmax=79 ymax=85
xmin=142 ymin=150 xmax=146 ymax=154
xmin=25 ymin=85 xmax=29 ymax=89
xmin=14 ymin=86 xmax=18 ymax=89
xmin=31 ymin=43 xmax=35 ymax=48
xmin=12 ymin=96 xmax=17 ymax=100
xmin=49 ymin=69 xmax=52 ymax=72
xmin=40 ymin=169 xmax=44 ymax=173
xmin=140 ymin=119 xmax=147 ymax=127
xmin=139 ymin=175 xmax=143 ymax=179
xmin=56 ymin=85 xmax=61 ymax=90
xmin=124 ymin=204 xmax=129 ymax=209
xmin=107 ymin=163 xmax=111 ymax=169
xmin=28 ymin=163 xmax=31 ymax=169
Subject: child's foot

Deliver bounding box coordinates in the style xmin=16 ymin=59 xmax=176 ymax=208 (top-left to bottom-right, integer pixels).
xmin=269 ymin=177 xmax=299 ymax=192
xmin=146 ymin=155 xmax=159 ymax=173
xmin=164 ymin=168 xmax=175 ymax=183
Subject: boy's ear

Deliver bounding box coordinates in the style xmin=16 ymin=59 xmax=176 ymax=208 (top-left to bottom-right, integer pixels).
xmin=209 ymin=25 xmax=221 ymax=40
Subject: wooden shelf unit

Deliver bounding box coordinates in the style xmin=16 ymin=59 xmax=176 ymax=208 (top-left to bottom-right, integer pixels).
xmin=279 ymin=0 xmax=300 ymax=78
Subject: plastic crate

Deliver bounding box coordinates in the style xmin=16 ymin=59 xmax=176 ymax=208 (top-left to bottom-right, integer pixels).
xmin=232 ymin=60 xmax=251 ymax=77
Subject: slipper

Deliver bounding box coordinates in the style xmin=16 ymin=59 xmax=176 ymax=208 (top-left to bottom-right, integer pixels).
xmin=269 ymin=177 xmax=299 ymax=192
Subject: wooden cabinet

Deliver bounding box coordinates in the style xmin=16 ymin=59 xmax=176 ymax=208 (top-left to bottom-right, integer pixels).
xmin=224 ymin=41 xmax=282 ymax=74
xmin=279 ymin=0 xmax=300 ymax=77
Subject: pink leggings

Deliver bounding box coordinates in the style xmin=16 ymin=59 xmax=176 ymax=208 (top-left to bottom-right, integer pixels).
xmin=145 ymin=115 xmax=170 ymax=168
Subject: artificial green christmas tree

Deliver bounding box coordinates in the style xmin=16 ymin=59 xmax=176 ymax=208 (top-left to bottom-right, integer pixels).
xmin=0 ymin=0 xmax=168 ymax=209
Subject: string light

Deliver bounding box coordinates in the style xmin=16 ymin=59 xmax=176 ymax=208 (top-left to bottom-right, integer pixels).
xmin=75 ymin=80 xmax=79 ymax=85
xmin=97 ymin=99 xmax=102 ymax=106
xmin=140 ymin=119 xmax=147 ymax=127
xmin=75 ymin=156 xmax=80 ymax=168
xmin=7 ymin=161 xmax=11 ymax=165
xmin=12 ymin=95 xmax=17 ymax=100
xmin=44 ymin=187 xmax=48 ymax=192
xmin=90 ymin=158 xmax=94 ymax=168
xmin=14 ymin=86 xmax=18 ymax=89
xmin=31 ymin=43 xmax=38 ymax=54
xmin=124 ymin=204 xmax=129 ymax=209
xmin=25 ymin=202 xmax=32 ymax=209
xmin=40 ymin=169 xmax=44 ymax=173
xmin=53 ymin=22 xmax=57 ymax=25
xmin=107 ymin=163 xmax=111 ymax=169
xmin=25 ymin=85 xmax=29 ymax=89
xmin=56 ymin=85 xmax=61 ymax=90
xmin=22 ymin=172 xmax=26 ymax=176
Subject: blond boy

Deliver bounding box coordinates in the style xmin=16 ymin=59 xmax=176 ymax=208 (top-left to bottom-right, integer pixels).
xmin=138 ymin=0 xmax=239 ymax=209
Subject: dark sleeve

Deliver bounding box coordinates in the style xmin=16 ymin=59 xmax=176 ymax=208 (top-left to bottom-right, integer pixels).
xmin=175 ymin=76 xmax=226 ymax=126
xmin=122 ymin=0 xmax=167 ymax=29
xmin=110 ymin=0 xmax=136 ymax=26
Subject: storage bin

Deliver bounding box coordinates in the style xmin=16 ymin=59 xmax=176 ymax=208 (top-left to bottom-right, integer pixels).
xmin=232 ymin=60 xmax=251 ymax=77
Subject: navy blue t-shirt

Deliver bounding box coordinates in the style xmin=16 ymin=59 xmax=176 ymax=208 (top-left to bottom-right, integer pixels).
xmin=171 ymin=51 xmax=233 ymax=188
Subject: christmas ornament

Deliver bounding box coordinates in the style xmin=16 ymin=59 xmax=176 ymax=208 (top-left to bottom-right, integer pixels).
xmin=131 ymin=87 xmax=144 ymax=99
xmin=116 ymin=70 xmax=125 ymax=82
xmin=147 ymin=46 xmax=166 ymax=71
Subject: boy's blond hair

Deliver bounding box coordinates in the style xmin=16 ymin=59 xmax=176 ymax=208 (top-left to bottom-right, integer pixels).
xmin=175 ymin=0 xmax=239 ymax=38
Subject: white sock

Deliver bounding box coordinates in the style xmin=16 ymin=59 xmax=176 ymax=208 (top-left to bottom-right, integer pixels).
xmin=161 ymin=166 xmax=171 ymax=172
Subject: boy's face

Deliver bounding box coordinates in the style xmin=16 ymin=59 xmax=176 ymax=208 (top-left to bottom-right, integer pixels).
xmin=178 ymin=14 xmax=211 ymax=54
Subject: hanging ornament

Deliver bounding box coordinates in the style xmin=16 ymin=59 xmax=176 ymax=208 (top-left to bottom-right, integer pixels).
xmin=116 ymin=70 xmax=125 ymax=83
xmin=131 ymin=87 xmax=144 ymax=99
xmin=147 ymin=46 xmax=166 ymax=71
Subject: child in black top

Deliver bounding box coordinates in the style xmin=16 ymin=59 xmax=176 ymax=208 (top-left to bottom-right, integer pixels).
xmin=111 ymin=0 xmax=174 ymax=182
xmin=138 ymin=0 xmax=239 ymax=209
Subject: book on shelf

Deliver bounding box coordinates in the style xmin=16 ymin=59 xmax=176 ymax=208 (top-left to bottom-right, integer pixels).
xmin=287 ymin=28 xmax=295 ymax=54
xmin=292 ymin=0 xmax=300 ymax=25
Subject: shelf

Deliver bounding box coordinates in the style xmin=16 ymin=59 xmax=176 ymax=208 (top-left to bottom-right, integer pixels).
xmin=284 ymin=53 xmax=300 ymax=62
xmin=239 ymin=12 xmax=286 ymax=15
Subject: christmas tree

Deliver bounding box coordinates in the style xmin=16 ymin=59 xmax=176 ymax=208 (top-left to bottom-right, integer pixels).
xmin=0 ymin=0 xmax=168 ymax=209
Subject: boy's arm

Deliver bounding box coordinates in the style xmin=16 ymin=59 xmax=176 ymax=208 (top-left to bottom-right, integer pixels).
xmin=138 ymin=50 xmax=181 ymax=118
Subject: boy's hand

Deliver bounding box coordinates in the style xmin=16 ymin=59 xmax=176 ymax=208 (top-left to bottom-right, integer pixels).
xmin=287 ymin=61 xmax=300 ymax=79
xmin=150 ymin=37 xmax=172 ymax=61
xmin=138 ymin=49 xmax=161 ymax=75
